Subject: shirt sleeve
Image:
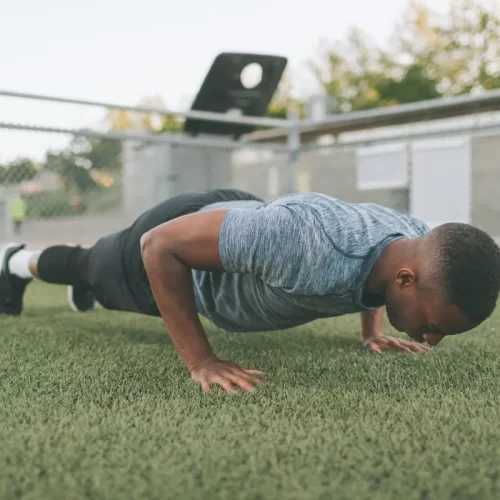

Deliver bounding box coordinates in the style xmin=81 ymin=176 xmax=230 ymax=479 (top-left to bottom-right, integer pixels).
xmin=218 ymin=201 xmax=356 ymax=296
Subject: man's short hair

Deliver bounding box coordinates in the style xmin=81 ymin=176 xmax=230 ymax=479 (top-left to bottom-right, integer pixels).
xmin=432 ymin=223 xmax=500 ymax=324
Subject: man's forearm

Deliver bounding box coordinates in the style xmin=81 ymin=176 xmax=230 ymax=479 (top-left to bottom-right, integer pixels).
xmin=141 ymin=236 xmax=215 ymax=372
xmin=360 ymin=308 xmax=385 ymax=343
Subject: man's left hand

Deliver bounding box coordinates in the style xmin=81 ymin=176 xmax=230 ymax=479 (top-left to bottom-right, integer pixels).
xmin=363 ymin=334 xmax=430 ymax=354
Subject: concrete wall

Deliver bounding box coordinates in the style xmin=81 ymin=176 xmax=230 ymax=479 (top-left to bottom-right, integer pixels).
xmin=123 ymin=139 xmax=234 ymax=220
xmin=231 ymin=150 xmax=290 ymax=200
xmin=298 ymin=148 xmax=409 ymax=212
xmin=170 ymin=143 xmax=233 ymax=193
xmin=7 ymin=130 xmax=500 ymax=248
xmin=123 ymin=141 xmax=173 ymax=219
xmin=231 ymin=147 xmax=409 ymax=213
xmin=470 ymin=133 xmax=500 ymax=238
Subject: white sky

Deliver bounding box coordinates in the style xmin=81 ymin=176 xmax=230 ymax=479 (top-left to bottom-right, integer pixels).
xmin=0 ymin=0 xmax=452 ymax=162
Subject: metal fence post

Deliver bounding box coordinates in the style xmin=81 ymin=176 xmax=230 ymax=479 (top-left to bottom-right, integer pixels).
xmin=287 ymin=108 xmax=300 ymax=193
xmin=406 ymin=141 xmax=413 ymax=216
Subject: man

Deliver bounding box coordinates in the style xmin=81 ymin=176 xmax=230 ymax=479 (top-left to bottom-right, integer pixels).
xmin=8 ymin=194 xmax=27 ymax=235
xmin=1 ymin=189 xmax=500 ymax=394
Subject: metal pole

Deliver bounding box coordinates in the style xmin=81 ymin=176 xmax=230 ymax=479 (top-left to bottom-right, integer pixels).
xmin=406 ymin=141 xmax=413 ymax=216
xmin=0 ymin=90 xmax=291 ymax=129
xmin=0 ymin=121 xmax=289 ymax=153
xmin=286 ymin=108 xmax=300 ymax=193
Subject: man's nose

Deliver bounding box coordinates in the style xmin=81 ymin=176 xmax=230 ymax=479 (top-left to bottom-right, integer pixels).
xmin=423 ymin=333 xmax=445 ymax=346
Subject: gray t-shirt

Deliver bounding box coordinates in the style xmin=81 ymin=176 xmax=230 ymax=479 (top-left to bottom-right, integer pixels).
xmin=192 ymin=192 xmax=429 ymax=333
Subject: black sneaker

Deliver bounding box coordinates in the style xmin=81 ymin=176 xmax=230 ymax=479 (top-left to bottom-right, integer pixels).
xmin=67 ymin=284 xmax=95 ymax=312
xmin=0 ymin=243 xmax=32 ymax=316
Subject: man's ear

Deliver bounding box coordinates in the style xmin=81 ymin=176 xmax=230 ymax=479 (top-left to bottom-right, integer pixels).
xmin=396 ymin=268 xmax=416 ymax=288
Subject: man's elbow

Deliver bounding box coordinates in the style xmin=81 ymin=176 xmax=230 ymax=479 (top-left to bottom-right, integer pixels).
xmin=140 ymin=228 xmax=166 ymax=256
xmin=140 ymin=230 xmax=153 ymax=254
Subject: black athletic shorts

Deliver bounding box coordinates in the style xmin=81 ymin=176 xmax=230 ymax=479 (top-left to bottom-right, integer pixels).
xmin=87 ymin=189 xmax=263 ymax=315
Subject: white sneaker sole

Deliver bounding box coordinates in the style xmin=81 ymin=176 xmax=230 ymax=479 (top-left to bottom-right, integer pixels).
xmin=0 ymin=242 xmax=23 ymax=273
xmin=67 ymin=285 xmax=80 ymax=313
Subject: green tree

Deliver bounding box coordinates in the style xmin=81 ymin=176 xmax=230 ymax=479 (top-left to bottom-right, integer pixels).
xmin=390 ymin=0 xmax=500 ymax=95
xmin=44 ymin=150 xmax=98 ymax=193
xmin=69 ymin=136 xmax=122 ymax=171
xmin=0 ymin=158 xmax=37 ymax=184
xmin=309 ymin=0 xmax=500 ymax=111
xmin=375 ymin=63 xmax=442 ymax=105
xmin=265 ymin=72 xmax=305 ymax=119
xmin=107 ymin=95 xmax=183 ymax=134
xmin=309 ymin=27 xmax=395 ymax=112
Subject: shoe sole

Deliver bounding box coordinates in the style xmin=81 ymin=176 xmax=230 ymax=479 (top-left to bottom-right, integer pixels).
xmin=0 ymin=242 xmax=29 ymax=316
xmin=65 ymin=243 xmax=79 ymax=312
xmin=0 ymin=242 xmax=23 ymax=272
xmin=67 ymin=285 xmax=80 ymax=313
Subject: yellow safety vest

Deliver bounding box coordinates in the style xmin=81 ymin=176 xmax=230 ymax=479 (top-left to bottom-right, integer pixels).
xmin=8 ymin=197 xmax=27 ymax=221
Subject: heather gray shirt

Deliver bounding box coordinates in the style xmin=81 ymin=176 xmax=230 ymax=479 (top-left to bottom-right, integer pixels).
xmin=192 ymin=192 xmax=429 ymax=333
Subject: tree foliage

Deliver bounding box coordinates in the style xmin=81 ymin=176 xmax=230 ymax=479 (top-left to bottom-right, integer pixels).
xmin=265 ymin=72 xmax=306 ymax=119
xmin=107 ymin=95 xmax=183 ymax=134
xmin=394 ymin=0 xmax=500 ymax=95
xmin=309 ymin=0 xmax=500 ymax=112
xmin=0 ymin=158 xmax=38 ymax=184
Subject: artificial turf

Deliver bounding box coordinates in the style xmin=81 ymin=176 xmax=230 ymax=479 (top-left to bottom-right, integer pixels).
xmin=1 ymin=281 xmax=500 ymax=499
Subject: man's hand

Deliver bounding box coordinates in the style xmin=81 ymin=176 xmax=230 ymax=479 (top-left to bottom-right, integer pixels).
xmin=363 ymin=334 xmax=430 ymax=354
xmin=190 ymin=356 xmax=264 ymax=393
xmin=360 ymin=309 xmax=430 ymax=353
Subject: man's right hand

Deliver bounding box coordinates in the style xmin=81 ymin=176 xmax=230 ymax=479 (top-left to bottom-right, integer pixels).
xmin=190 ymin=356 xmax=264 ymax=393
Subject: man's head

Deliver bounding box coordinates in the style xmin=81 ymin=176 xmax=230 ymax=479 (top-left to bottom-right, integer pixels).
xmin=384 ymin=223 xmax=500 ymax=346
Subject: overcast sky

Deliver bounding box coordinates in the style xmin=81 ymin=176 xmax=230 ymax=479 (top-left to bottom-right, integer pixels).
xmin=0 ymin=0 xmax=452 ymax=162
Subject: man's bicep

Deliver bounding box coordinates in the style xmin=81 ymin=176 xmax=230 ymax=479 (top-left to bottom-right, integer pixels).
xmin=143 ymin=203 xmax=310 ymax=286
xmin=141 ymin=209 xmax=230 ymax=271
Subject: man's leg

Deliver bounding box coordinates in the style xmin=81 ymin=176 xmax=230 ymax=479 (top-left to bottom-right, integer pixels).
xmin=0 ymin=243 xmax=95 ymax=316
xmin=0 ymin=230 xmax=143 ymax=317
xmin=0 ymin=188 xmax=263 ymax=317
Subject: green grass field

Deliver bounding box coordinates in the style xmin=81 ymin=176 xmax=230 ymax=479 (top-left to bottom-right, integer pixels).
xmin=1 ymin=282 xmax=500 ymax=500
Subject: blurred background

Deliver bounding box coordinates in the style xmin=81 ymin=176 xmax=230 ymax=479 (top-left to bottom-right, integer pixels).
xmin=1 ymin=0 xmax=500 ymax=246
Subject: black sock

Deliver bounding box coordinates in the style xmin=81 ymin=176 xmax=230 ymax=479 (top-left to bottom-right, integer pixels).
xmin=37 ymin=245 xmax=91 ymax=287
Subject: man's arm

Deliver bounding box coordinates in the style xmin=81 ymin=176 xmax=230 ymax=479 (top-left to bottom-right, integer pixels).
xmin=360 ymin=309 xmax=429 ymax=353
xmin=140 ymin=209 xmax=263 ymax=393
xmin=361 ymin=308 xmax=384 ymax=344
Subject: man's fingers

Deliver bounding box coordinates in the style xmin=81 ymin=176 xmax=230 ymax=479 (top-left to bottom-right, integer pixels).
xmin=387 ymin=338 xmax=414 ymax=353
xmin=231 ymin=367 xmax=265 ymax=385
xmin=200 ymin=380 xmax=211 ymax=393
xmin=213 ymin=375 xmax=236 ymax=393
xmin=243 ymin=372 xmax=265 ymax=385
xmin=242 ymin=369 xmax=265 ymax=376
xmin=398 ymin=339 xmax=430 ymax=353
xmin=366 ymin=336 xmax=431 ymax=355
xmin=366 ymin=342 xmax=383 ymax=354
xmin=228 ymin=367 xmax=264 ymax=389
xmin=395 ymin=344 xmax=414 ymax=354
xmin=407 ymin=343 xmax=430 ymax=353
xmin=224 ymin=371 xmax=257 ymax=392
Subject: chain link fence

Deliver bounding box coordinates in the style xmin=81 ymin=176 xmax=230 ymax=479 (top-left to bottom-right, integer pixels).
xmin=3 ymin=90 xmax=500 ymax=246
xmin=0 ymin=133 xmax=126 ymax=245
xmin=0 ymin=88 xmax=291 ymax=245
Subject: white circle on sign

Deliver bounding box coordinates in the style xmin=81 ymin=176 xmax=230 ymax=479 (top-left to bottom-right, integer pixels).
xmin=240 ymin=63 xmax=263 ymax=89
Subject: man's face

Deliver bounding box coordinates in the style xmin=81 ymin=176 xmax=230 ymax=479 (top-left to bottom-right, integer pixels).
xmin=384 ymin=269 xmax=476 ymax=346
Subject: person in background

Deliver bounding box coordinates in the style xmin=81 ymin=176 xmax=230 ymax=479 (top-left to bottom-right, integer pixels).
xmin=8 ymin=194 xmax=27 ymax=235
